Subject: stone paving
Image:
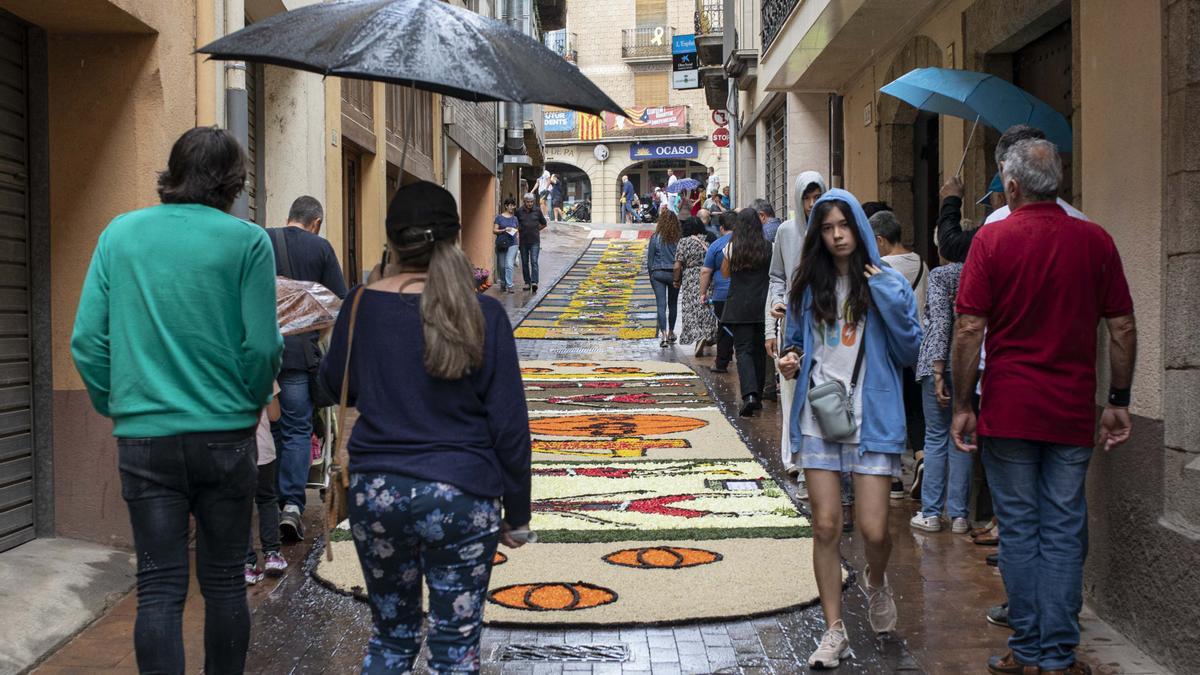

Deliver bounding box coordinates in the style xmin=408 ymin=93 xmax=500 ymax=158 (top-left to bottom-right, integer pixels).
xmin=34 ymin=221 xmax=1169 ymax=674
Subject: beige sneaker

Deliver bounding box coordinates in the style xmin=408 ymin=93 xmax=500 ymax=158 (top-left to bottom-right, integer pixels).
xmin=863 ymin=566 xmax=898 ymax=634
xmin=807 ymin=620 xmax=850 ymax=669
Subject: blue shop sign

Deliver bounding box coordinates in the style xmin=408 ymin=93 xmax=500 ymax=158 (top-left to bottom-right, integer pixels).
xmin=630 ymin=141 xmax=699 ymax=160
xmin=544 ymin=109 xmax=576 ymax=132
xmin=672 ymin=34 xmax=696 ymax=55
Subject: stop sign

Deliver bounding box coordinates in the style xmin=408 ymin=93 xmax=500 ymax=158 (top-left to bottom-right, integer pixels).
xmin=711 ymin=127 xmax=730 ymax=148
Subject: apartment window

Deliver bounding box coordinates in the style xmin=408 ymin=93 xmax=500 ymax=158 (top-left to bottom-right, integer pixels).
xmin=636 ymin=0 xmax=667 ymax=27
xmin=764 ymin=106 xmax=788 ymax=220
xmin=634 ymin=71 xmax=669 ymax=107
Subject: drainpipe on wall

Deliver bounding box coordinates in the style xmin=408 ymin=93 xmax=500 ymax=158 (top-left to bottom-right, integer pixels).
xmin=225 ymin=0 xmax=250 ymax=219
xmin=503 ymin=0 xmax=525 ymax=159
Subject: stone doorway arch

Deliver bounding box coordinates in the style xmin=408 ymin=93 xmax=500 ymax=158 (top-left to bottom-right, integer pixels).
xmin=876 ymin=35 xmax=943 ymax=263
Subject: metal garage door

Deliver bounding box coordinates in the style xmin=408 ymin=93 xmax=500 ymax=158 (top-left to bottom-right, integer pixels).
xmin=0 ymin=14 xmax=33 ymax=554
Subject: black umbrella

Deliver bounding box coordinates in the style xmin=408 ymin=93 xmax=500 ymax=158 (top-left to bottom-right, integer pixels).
xmin=197 ymin=0 xmax=623 ymax=117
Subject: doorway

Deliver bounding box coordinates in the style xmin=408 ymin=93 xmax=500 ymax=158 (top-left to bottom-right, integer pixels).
xmin=342 ymin=147 xmax=363 ymax=286
xmin=913 ymin=111 xmax=940 ymax=265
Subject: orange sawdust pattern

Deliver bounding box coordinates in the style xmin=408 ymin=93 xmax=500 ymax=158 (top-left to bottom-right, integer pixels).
xmin=528 ymin=414 xmax=708 ymax=438
xmin=552 ymin=362 xmax=599 ymax=367
xmin=593 ymin=367 xmax=644 ymax=374
xmin=521 ymin=367 xmax=553 ymax=374
xmin=602 ymin=546 xmax=723 ymax=569
xmin=488 ymin=582 xmax=618 ymax=612
xmin=493 ymin=551 xmax=508 ymax=566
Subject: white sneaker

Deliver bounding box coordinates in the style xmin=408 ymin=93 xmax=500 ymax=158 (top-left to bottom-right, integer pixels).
xmin=795 ymin=478 xmax=809 ymax=500
xmin=951 ymin=517 xmax=970 ymax=534
xmin=909 ymin=513 xmax=942 ymax=532
xmin=862 ymin=566 xmax=897 ymax=634
xmin=807 ymin=620 xmax=850 ymax=669
xmin=785 ymin=463 xmax=800 ymax=477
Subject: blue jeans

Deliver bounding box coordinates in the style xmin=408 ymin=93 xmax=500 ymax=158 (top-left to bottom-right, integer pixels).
xmin=349 ymin=473 xmax=501 ymax=674
xmin=622 ymin=202 xmax=637 ymax=222
xmin=983 ymin=437 xmax=1092 ymax=670
xmin=649 ymin=269 xmax=678 ymax=334
xmin=494 ymin=246 xmax=518 ymax=289
xmin=519 ymin=243 xmax=540 ymax=286
xmin=118 ymin=428 xmax=257 ymax=674
xmin=920 ymin=376 xmax=972 ymax=518
xmin=274 ymin=369 xmax=312 ymax=511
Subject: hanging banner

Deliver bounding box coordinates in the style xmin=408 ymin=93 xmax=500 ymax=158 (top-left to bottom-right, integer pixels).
xmin=604 ymin=106 xmax=687 ymax=132
xmin=544 ymin=109 xmax=577 ymax=132
xmin=578 ymin=113 xmax=605 ymax=141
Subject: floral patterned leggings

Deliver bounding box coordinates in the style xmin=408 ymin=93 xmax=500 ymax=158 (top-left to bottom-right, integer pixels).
xmin=349 ymin=473 xmax=502 ymax=674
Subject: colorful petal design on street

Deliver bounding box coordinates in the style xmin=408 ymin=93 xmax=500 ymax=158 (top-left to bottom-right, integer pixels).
xmin=513 ymin=240 xmax=658 ymax=340
xmin=315 ymin=361 xmax=824 ymax=625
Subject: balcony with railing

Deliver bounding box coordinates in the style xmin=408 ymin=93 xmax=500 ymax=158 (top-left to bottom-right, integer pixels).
xmin=544 ymin=29 xmax=577 ymax=63
xmin=694 ymin=1 xmax=724 ymax=67
xmin=622 ymin=26 xmax=673 ymax=61
xmin=761 ymin=0 xmax=802 ymax=54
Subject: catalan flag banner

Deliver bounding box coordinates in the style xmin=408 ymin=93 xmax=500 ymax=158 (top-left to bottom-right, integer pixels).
xmin=578 ymin=113 xmax=605 ymax=140
xmin=604 ymin=106 xmax=686 ymax=132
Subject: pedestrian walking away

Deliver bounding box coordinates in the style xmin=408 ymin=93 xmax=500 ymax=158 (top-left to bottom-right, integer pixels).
xmin=766 ymin=171 xmax=827 ymax=497
xmin=674 ymin=217 xmax=719 ymax=353
xmin=493 ymin=197 xmax=520 ymax=293
xmin=909 ymin=258 xmax=970 ymax=534
xmin=267 ymin=194 xmax=349 ymax=542
xmin=550 ymin=174 xmax=564 ymax=221
xmin=721 ymin=208 xmax=774 ymax=418
xmin=647 ymin=209 xmax=682 ymax=347
xmin=320 ymin=181 xmax=532 ymax=674
xmin=700 ymin=212 xmax=736 ymax=373
xmin=950 ymin=139 xmax=1136 ymax=675
xmin=516 ymin=193 xmax=548 ymax=293
xmin=870 ymin=209 xmax=930 ymax=498
xmin=71 ymin=126 xmax=284 ymax=673
xmin=246 ymin=381 xmax=287 ymax=584
xmin=777 ymin=188 xmax=922 ymax=669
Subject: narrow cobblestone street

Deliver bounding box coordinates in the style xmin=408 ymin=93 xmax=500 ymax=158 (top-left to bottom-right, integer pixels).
xmin=34 ymin=223 xmax=1167 ymax=675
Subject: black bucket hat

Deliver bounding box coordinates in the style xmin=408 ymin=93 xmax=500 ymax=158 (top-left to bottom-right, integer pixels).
xmin=386 ymin=181 xmax=461 ymax=247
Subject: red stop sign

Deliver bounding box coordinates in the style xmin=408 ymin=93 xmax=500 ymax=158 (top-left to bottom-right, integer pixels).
xmin=712 ymin=127 xmax=730 ymax=148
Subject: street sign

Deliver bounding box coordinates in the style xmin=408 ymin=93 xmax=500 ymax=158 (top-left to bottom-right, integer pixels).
xmin=672 ymin=33 xmax=700 ymax=90
xmin=711 ymin=127 xmax=730 ymax=148
xmin=711 ymin=109 xmax=729 ymax=126
xmin=630 ymin=141 xmax=699 ymax=160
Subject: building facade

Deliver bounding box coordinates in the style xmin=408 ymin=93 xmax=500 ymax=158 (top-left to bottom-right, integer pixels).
xmin=717 ymin=0 xmax=1200 ymax=671
xmin=542 ymin=0 xmax=731 ymax=224
xmin=0 ymin=0 xmax=557 ymax=558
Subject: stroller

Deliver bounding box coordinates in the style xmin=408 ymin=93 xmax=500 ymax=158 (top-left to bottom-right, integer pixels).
xmin=562 ymin=198 xmax=591 ymax=223
xmin=637 ymin=197 xmax=658 ymax=223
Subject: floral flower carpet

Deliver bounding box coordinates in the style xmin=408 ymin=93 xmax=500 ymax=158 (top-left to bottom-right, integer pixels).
xmin=315 ymin=361 xmax=822 ymax=626
xmin=512 ymin=240 xmax=658 ymax=340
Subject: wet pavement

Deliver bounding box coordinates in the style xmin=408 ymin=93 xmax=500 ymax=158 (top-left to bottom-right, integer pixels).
xmin=35 ymin=221 xmax=1164 ymax=674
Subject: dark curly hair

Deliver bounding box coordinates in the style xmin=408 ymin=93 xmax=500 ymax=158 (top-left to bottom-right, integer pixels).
xmin=157 ymin=127 xmax=247 ymax=213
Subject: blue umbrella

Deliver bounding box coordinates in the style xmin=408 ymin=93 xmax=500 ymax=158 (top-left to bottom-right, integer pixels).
xmin=666 ymin=178 xmax=701 ymax=193
xmin=880 ymin=67 xmax=1072 ymax=172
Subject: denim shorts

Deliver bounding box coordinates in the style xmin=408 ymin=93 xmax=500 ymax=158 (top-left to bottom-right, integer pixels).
xmin=798 ymin=434 xmax=902 ymax=478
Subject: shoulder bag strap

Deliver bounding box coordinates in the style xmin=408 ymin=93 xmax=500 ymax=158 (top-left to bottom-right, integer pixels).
xmin=911 ymin=261 xmax=925 ymax=290
xmin=848 ymin=323 xmax=868 ymax=405
xmin=325 ymin=286 xmax=364 ymax=561
xmin=269 ymin=228 xmax=295 ymax=279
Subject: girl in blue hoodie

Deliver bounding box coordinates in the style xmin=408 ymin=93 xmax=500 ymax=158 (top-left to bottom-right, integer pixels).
xmin=778 ymin=189 xmax=921 ymax=669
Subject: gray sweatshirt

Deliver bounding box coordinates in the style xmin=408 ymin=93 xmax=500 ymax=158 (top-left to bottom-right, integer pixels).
xmin=765 ymin=170 xmax=827 ymax=340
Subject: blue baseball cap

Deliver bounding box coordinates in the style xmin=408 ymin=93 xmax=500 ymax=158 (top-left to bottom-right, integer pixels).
xmin=977 ymin=172 xmax=1004 ymax=205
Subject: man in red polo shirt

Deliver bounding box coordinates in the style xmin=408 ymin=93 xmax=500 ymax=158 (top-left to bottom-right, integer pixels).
xmin=950 ymin=139 xmax=1137 ymax=675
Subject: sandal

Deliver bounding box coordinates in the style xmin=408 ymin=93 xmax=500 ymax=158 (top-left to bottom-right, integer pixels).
xmin=667 ymin=332 xmax=677 ymax=344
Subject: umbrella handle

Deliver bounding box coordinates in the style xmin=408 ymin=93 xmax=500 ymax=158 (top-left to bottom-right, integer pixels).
xmin=955 ymin=115 xmax=980 ymax=179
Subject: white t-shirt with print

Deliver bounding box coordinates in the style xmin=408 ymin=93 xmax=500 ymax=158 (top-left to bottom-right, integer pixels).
xmin=801 ymin=276 xmax=867 ymax=443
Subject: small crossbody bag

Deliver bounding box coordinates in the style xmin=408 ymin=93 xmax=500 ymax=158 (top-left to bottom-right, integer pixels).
xmin=806 ymin=327 xmax=867 ymax=441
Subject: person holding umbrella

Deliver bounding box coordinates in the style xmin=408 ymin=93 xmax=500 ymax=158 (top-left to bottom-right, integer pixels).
xmin=320 ymin=182 xmax=531 ymax=675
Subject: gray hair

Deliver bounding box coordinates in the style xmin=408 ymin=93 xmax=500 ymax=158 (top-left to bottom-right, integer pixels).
xmin=994 ymin=124 xmax=1046 ymax=167
xmin=750 ymin=198 xmax=774 ymax=217
xmin=1002 ymin=139 xmax=1062 ymax=201
xmin=869 ymin=210 xmax=903 ymax=244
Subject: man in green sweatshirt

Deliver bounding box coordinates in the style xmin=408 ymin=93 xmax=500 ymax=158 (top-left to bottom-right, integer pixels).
xmin=71 ymin=127 xmax=282 ymax=674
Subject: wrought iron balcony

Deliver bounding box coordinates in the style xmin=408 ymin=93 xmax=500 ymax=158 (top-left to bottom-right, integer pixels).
xmin=762 ymin=0 xmax=802 ymax=53
xmin=622 ymin=26 xmax=673 ymax=61
xmin=694 ymin=1 xmax=723 ymax=36
xmin=544 ymin=29 xmax=577 ymax=63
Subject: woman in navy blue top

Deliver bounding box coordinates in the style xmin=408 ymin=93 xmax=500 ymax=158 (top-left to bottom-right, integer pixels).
xmin=320 ymin=182 xmax=531 ymax=675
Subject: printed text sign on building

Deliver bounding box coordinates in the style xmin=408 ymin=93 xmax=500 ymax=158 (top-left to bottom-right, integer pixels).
xmin=544 ymin=109 xmax=576 ymax=132
xmin=672 ymin=34 xmax=700 ymax=90
xmin=630 ymin=142 xmax=699 ymax=160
